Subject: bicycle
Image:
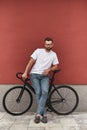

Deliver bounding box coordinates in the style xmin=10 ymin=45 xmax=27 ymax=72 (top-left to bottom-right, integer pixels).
xmin=3 ymin=69 xmax=79 ymax=116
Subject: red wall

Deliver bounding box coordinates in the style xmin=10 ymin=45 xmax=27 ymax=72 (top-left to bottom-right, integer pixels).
xmin=0 ymin=0 xmax=87 ymax=84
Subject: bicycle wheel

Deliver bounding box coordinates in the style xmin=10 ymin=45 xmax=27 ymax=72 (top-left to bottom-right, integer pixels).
xmin=49 ymin=85 xmax=79 ymax=115
xmin=3 ymin=86 xmax=33 ymax=115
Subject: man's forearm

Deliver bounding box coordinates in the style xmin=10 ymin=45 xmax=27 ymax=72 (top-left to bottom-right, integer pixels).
xmin=50 ymin=64 xmax=58 ymax=71
xmin=24 ymin=58 xmax=35 ymax=75
xmin=42 ymin=64 xmax=59 ymax=76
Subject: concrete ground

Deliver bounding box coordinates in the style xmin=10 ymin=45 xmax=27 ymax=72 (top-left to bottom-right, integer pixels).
xmin=0 ymin=112 xmax=87 ymax=130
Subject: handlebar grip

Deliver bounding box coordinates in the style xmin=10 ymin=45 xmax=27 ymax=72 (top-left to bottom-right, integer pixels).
xmin=16 ymin=72 xmax=30 ymax=82
xmin=16 ymin=72 xmax=23 ymax=79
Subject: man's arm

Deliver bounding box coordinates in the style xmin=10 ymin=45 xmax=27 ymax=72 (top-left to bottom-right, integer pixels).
xmin=42 ymin=64 xmax=59 ymax=76
xmin=22 ymin=58 xmax=35 ymax=79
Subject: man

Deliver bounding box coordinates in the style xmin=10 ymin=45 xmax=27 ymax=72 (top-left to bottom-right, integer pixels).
xmin=22 ymin=37 xmax=59 ymax=123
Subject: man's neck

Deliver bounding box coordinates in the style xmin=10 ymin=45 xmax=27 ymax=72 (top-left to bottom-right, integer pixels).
xmin=44 ymin=48 xmax=52 ymax=53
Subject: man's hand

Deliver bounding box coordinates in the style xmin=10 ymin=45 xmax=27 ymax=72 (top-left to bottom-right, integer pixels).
xmin=22 ymin=73 xmax=27 ymax=80
xmin=42 ymin=69 xmax=50 ymax=76
xmin=42 ymin=64 xmax=59 ymax=76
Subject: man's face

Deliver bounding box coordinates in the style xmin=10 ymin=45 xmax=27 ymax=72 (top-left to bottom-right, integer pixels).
xmin=44 ymin=40 xmax=54 ymax=51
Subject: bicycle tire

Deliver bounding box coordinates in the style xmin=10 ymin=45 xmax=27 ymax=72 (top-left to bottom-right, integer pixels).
xmin=3 ymin=86 xmax=33 ymax=116
xmin=49 ymin=85 xmax=79 ymax=115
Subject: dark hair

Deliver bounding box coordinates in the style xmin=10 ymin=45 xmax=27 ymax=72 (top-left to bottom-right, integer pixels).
xmin=44 ymin=37 xmax=53 ymax=43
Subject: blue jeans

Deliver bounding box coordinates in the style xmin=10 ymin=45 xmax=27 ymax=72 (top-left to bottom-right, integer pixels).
xmin=30 ymin=73 xmax=49 ymax=115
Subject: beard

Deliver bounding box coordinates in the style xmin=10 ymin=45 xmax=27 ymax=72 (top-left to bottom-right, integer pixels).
xmin=45 ymin=47 xmax=52 ymax=51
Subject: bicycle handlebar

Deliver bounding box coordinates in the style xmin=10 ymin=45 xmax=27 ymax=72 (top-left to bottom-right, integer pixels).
xmin=16 ymin=69 xmax=61 ymax=82
xmin=16 ymin=72 xmax=30 ymax=82
xmin=16 ymin=72 xmax=23 ymax=79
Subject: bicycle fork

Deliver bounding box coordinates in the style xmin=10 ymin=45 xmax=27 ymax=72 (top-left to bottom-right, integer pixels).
xmin=16 ymin=86 xmax=25 ymax=103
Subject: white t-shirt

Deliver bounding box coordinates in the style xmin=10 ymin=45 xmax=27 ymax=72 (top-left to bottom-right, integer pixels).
xmin=30 ymin=48 xmax=59 ymax=74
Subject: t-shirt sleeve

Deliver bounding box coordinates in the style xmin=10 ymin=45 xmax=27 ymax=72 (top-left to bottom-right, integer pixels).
xmin=31 ymin=49 xmax=39 ymax=60
xmin=52 ymin=53 xmax=59 ymax=65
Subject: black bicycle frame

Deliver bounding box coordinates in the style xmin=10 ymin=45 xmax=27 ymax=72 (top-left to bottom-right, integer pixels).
xmin=16 ymin=69 xmax=61 ymax=98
